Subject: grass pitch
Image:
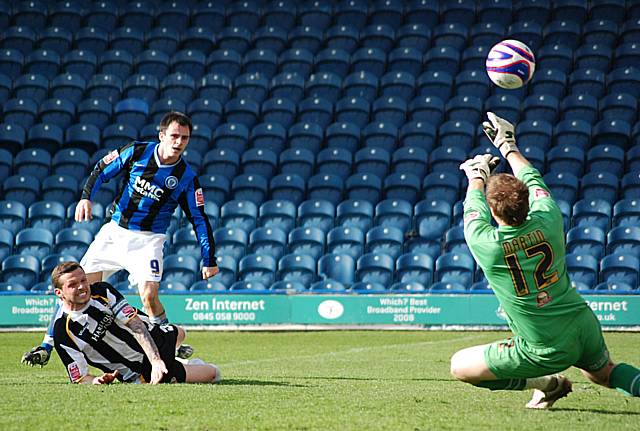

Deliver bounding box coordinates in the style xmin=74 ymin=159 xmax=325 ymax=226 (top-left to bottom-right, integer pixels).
xmin=0 ymin=330 xmax=638 ymax=430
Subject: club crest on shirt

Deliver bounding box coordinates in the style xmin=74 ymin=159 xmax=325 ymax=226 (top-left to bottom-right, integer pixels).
xmin=464 ymin=211 xmax=479 ymax=223
xmin=534 ymin=187 xmax=550 ymax=199
xmin=102 ymin=150 xmax=119 ymax=165
xmin=68 ymin=362 xmax=82 ymax=382
xmin=165 ymin=176 xmax=178 ymax=189
xmin=195 ymin=188 xmax=205 ymax=207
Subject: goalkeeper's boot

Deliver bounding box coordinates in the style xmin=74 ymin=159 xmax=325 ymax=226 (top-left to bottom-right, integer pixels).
xmin=176 ymin=343 xmax=194 ymax=359
xmin=21 ymin=346 xmax=51 ymax=367
xmin=526 ymin=375 xmax=572 ymax=409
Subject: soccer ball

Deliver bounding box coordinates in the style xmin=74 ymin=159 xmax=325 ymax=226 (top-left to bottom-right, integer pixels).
xmin=485 ymin=39 xmax=536 ymax=89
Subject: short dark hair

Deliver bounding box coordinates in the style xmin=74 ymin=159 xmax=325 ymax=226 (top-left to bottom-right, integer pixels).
xmin=486 ymin=174 xmax=530 ymax=226
xmin=51 ymin=262 xmax=83 ymax=290
xmin=159 ymin=111 xmax=193 ymax=134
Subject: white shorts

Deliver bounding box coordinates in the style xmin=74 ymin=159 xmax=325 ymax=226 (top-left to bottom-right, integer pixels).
xmin=80 ymin=221 xmax=166 ymax=287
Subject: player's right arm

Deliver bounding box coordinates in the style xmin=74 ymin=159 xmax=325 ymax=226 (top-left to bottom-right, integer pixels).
xmin=126 ymin=317 xmax=168 ymax=384
xmin=75 ymin=142 xmax=137 ymax=222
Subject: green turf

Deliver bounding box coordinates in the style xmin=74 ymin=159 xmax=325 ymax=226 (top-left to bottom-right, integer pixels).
xmin=0 ymin=330 xmax=638 ymax=430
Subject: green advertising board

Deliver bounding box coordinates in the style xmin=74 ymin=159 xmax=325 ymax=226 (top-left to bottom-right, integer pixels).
xmin=1 ymin=294 xmax=639 ymax=329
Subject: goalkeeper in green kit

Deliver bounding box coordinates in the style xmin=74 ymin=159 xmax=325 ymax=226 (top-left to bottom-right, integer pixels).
xmin=450 ymin=112 xmax=640 ymax=409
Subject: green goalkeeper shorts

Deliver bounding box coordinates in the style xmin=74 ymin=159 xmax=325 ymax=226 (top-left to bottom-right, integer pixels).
xmin=484 ymin=308 xmax=610 ymax=379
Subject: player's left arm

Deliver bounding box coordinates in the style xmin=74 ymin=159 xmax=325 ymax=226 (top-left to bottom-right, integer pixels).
xmin=179 ymin=176 xmax=218 ymax=279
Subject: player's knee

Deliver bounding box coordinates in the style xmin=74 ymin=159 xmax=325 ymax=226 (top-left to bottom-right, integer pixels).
xmin=450 ymin=351 xmax=468 ymax=381
xmin=211 ymin=364 xmax=221 ymax=383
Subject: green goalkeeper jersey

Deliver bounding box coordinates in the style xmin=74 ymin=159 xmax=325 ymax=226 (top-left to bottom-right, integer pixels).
xmin=463 ymin=166 xmax=588 ymax=345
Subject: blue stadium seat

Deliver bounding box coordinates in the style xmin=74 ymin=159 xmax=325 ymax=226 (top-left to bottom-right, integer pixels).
xmin=135 ymin=49 xmax=170 ymax=79
xmin=231 ymin=174 xmax=269 ymax=206
xmin=356 ymin=253 xmax=395 ymax=287
xmin=422 ymin=172 xmax=460 ymax=204
xmin=99 ymin=49 xmax=134 ymax=80
xmin=553 ymin=119 xmax=591 ymax=149
xmin=15 ymin=148 xmax=50 ymax=182
xmin=114 ymin=98 xmax=149 ymax=129
xmin=547 ymin=145 xmax=584 ymax=177
xmin=258 ymin=200 xmax=296 ymax=235
xmin=213 ymin=123 xmax=249 ymax=154
xmin=227 ymin=1 xmax=261 ymax=31
xmin=76 ymin=98 xmax=111 ymax=129
xmin=287 ymin=121 xmax=324 ymax=154
xmin=318 ymin=253 xmax=355 ymax=287
xmin=242 ymin=49 xmax=278 ymax=80
xmin=206 ymin=49 xmax=242 ymax=78
xmin=622 ymin=172 xmax=640 ymax=199
xmin=543 ymin=20 xmax=581 ymax=48
xmin=0 ymin=227 xmax=12 ymax=263
xmin=580 ymin=172 xmax=619 ymax=204
xmin=1 ymin=25 xmax=37 ymax=55
xmin=158 ymin=281 xmax=190 ymax=294
xmin=40 ymin=253 xmax=78 ymax=282
xmin=314 ymin=48 xmax=351 ymax=78
xmin=86 ymin=74 xmax=122 ymax=103
xmin=324 ymin=25 xmax=359 ymax=55
xmin=383 ymin=173 xmax=421 ymax=204
xmin=234 ymin=73 xmax=269 ymax=103
xmin=588 ymin=0 xmax=625 ymax=24
xmin=399 ymin=121 xmax=437 ymax=151
xmin=123 ymin=74 xmax=159 ymax=104
xmin=607 ymin=226 xmax=640 ymax=257
xmin=54 ymin=228 xmax=93 ymax=261
xmin=444 ymin=225 xmax=469 ymax=254
xmin=110 ymin=26 xmax=145 ymax=55
xmin=13 ymin=73 xmax=48 ymax=103
xmin=414 ymin=199 xmax=452 ymax=242
xmin=297 ymin=97 xmax=333 ymax=128
xmin=249 ymin=227 xmax=287 ymax=262
xmin=0 ymin=73 xmax=12 ymax=108
xmin=599 ymin=93 xmax=637 ymax=125
xmin=441 ymin=0 xmax=476 ymax=26
xmin=26 ymin=123 xmax=64 ymax=154
xmin=345 ymin=173 xmax=382 ymax=205
xmin=362 ymin=122 xmax=398 ymax=153
xmin=241 ymin=148 xmax=277 ymax=180
xmin=593 ymin=119 xmax=631 ymax=150
xmin=198 ymin=73 xmax=232 ymax=104
xmin=424 ymin=46 xmax=460 ymax=75
xmin=238 ymin=254 xmax=276 ymax=286
xmin=279 ymin=148 xmax=315 ymax=181
xmin=566 ymin=226 xmax=606 ymax=259
xmin=335 ymin=97 xmax=370 ymax=128
xmin=508 ymin=21 xmax=543 ymax=51
xmin=445 ymin=95 xmax=483 ymax=126
xmin=432 ymin=22 xmax=468 ymax=51
xmin=155 ymin=3 xmax=190 ymax=32
xmin=336 ymin=199 xmax=374 ymax=232
xmin=365 ymin=225 xmax=404 ymax=260
xmin=620 ymin=17 xmax=640 ymax=44
xmin=28 ymin=201 xmax=65 ymax=234
xmin=408 ymin=95 xmax=444 ymax=127
xmin=3 ymin=175 xmax=40 ymax=208
xmin=261 ymin=97 xmax=296 ymax=128
xmin=354 ymin=147 xmax=389 ymax=179
xmin=343 ymin=71 xmax=379 ymax=102
xmin=171 ymin=227 xmax=199 ymax=259
xmin=270 ymin=174 xmax=305 ymax=206
xmin=190 ymin=280 xmax=228 ymax=292
xmin=575 ymin=44 xmax=612 ymax=72
xmin=429 ymin=281 xmax=467 ymax=293
xmin=593 ymin=281 xmax=634 ymax=293
xmin=101 ymin=123 xmax=137 ymax=151
xmin=566 ymin=253 xmax=598 ymax=287
xmin=250 ymin=123 xmax=287 ymax=154
xmin=163 ymin=254 xmax=199 ymax=287
xmin=0 ymin=49 xmax=24 ymax=79
xmin=75 ymin=26 xmax=110 ymax=56
xmin=306 ymin=175 xmax=344 ymax=207
xmin=191 ymin=1 xmax=225 ymax=30
xmin=628 ymin=143 xmax=640 ymax=172
xmin=327 ymin=226 xmax=365 ymax=260
xmin=41 ymin=175 xmax=78 ymax=208
xmin=0 ymin=201 xmax=26 ymax=236
xmin=572 ymin=198 xmax=611 ymax=232
xmin=484 ymin=94 xmax=521 ymax=125
xmin=0 ymin=148 xmax=11 ymax=182
xmin=213 ymin=227 xmax=248 ymax=262
xmin=396 ymin=252 xmax=434 ymax=287
xmin=25 ymin=49 xmax=61 ymax=79
xmin=543 ymin=172 xmax=579 ymax=205
xmin=84 ymin=1 xmax=117 ymax=31
xmin=220 ymin=200 xmax=258 ymax=233
xmin=396 ymin=23 xmax=431 ymax=52
xmin=288 ymin=226 xmax=325 ymax=260
xmin=316 ymin=148 xmax=352 ymax=181
xmin=312 ymin=280 xmax=348 ymax=292
xmin=287 ymin=26 xmax=324 ymax=54
xmin=38 ymin=97 xmax=75 ymax=129
xmin=372 ymin=96 xmax=407 ymax=128
xmin=253 ymin=26 xmax=288 ymax=54
xmin=455 ymin=69 xmax=491 ymax=99
xmin=305 ymin=72 xmax=342 ymax=103
xmin=150 ymin=98 xmax=187 ymax=124
xmin=523 ymin=94 xmax=560 ymax=124
xmin=351 ymin=47 xmax=387 ymax=78
xmin=16 ymin=227 xmax=54 ymax=260
xmin=429 ymin=141 xmax=468 ymax=172
xmin=334 ymin=0 xmax=367 ymax=29
xmin=584 ymin=18 xmax=618 ymax=45
xmin=1 ymin=254 xmax=40 ymax=287
xmin=120 ymin=2 xmax=154 ymax=32
xmin=278 ymin=48 xmax=314 ymax=77
xmin=435 ymin=252 xmax=475 ymax=286
xmin=470 ymin=21 xmax=505 ymax=47
xmin=369 ymin=0 xmax=403 ymax=28
xmin=269 ymin=72 xmax=305 ymax=103
xmin=64 ymin=124 xmax=100 ymax=155
xmin=530 ymin=68 xmax=567 ymax=98
xmin=187 ymin=98 xmax=222 ymax=130
xmin=586 ymin=145 xmax=624 ymax=174
xmin=606 ymin=66 xmax=640 ymax=98
xmin=203 ymin=148 xmax=239 ymax=179
xmin=600 ymin=254 xmax=639 ymax=288
xmin=4 ymin=97 xmax=38 ymax=129
xmin=391 ymin=147 xmax=428 ymax=178
xmin=297 ymin=199 xmax=334 ymax=234
xmin=568 ymin=69 xmax=605 ymax=99
xmin=276 ymin=253 xmax=316 ymax=287
xmin=50 ymin=73 xmax=87 ymax=105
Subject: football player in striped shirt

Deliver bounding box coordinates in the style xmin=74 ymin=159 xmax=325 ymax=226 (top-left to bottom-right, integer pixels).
xmin=52 ymin=261 xmax=220 ymax=385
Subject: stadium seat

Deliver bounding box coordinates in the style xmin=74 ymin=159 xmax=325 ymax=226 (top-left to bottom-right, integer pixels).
xmin=317 ymin=253 xmax=355 ymax=287
xmin=414 ymin=199 xmax=452 ymax=243
xmin=579 ymin=172 xmax=619 ymax=204
xmin=600 ymin=254 xmax=640 ymax=288
xmin=241 ymin=148 xmax=277 ymax=180
xmin=0 ymin=49 xmax=24 ymax=79
xmin=622 ymin=172 xmax=640 ymax=199
xmin=470 ymin=20 xmax=505 ymax=46
xmin=234 ymin=72 xmax=269 ymax=103
xmin=1 ymin=25 xmax=36 ymax=56
xmin=429 ymin=142 xmax=468 ymax=173
xmin=396 ymin=252 xmax=434 ymax=287
xmin=0 ymin=124 xmax=25 ymax=157
xmin=335 ymin=97 xmax=370 ymax=128
xmin=16 ymin=227 xmax=54 ymax=260
xmin=297 ymin=97 xmax=333 ymax=129
xmin=575 ymin=44 xmax=612 ymax=72
xmin=383 ymin=174 xmax=421 ymax=205
xmin=76 ymin=98 xmax=112 ymax=129
xmin=187 ymin=98 xmax=223 ymax=130
xmin=373 ymin=199 xmax=413 ymax=233
xmin=286 ymin=226 xmax=323 ymax=260
xmin=98 ymin=49 xmax=134 ymax=80
xmin=135 ymin=49 xmax=170 ymax=79
xmin=343 ymin=71 xmax=379 ymax=102
xmin=356 ymin=253 xmax=395 ymax=287
xmin=28 ymin=201 xmax=65 ymax=235
xmin=248 ymin=227 xmax=287 ymax=262
xmin=86 ymin=74 xmax=122 ymax=103
xmin=607 ymin=226 xmax=640 ymax=257
xmin=547 ymin=145 xmax=584 ymax=177
xmin=0 ymin=227 xmax=13 ymax=263
xmin=171 ymin=227 xmax=199 ymax=259
xmin=114 ymin=98 xmax=149 ymax=130
xmin=1 ymin=254 xmax=40 ymax=287
xmin=396 ymin=23 xmax=432 ymax=52
xmin=399 ymin=121 xmax=437 ymax=151
xmin=351 ymin=47 xmax=387 ymax=78
xmin=572 ymin=199 xmax=611 ymax=232
xmin=283 ymin=121 xmax=323 ymax=153
xmin=455 ymin=70 xmax=491 ymax=99
xmin=566 ymin=226 xmax=606 ymax=259
xmin=276 ymin=253 xmax=316 ymax=287
xmin=269 ymin=72 xmax=305 ymax=103
xmin=327 ymin=226 xmax=365 ymax=260
xmin=543 ymin=172 xmax=579 ymax=205
xmin=232 ymin=174 xmax=269 ymax=208
xmin=74 ymin=26 xmax=110 ymax=56
xmin=238 ymin=254 xmax=276 ymax=286
xmin=354 ymin=147 xmax=389 ymax=179
xmin=305 ymin=72 xmax=342 ymax=103
xmin=345 ymin=173 xmax=382 ymax=205
xmin=206 ymin=49 xmax=242 ymax=79
xmin=600 ymin=93 xmax=637 ymax=125
xmin=607 ymin=66 xmax=640 ymax=99
xmin=307 ymin=174 xmax=344 ymax=206
xmin=372 ymin=96 xmax=407 ymax=127
xmin=443 ymin=225 xmax=469 ymax=254
xmin=435 ymin=252 xmax=475 ymax=286
xmin=54 ymin=228 xmax=93 ymax=260
xmin=250 ymin=123 xmax=287 ymax=154
xmin=369 ymin=0 xmax=403 ymax=28
xmin=253 ymin=26 xmax=288 ymax=55
xmin=163 ymin=254 xmax=199 ymax=287
xmin=15 ymin=148 xmax=51 ymax=182
xmin=422 ymin=172 xmax=460 ymax=204
xmin=568 ymin=69 xmax=605 ymax=99
xmin=530 ymin=68 xmax=567 ymax=98
xmin=220 ymin=200 xmax=258 ymax=233
xmin=197 ymin=73 xmax=232 ymax=105
xmin=258 ymin=200 xmax=296 ymax=235
xmin=296 ymin=200 xmax=334 ymax=234
xmin=287 ymin=26 xmax=323 ymax=54
xmin=261 ymin=97 xmax=297 ymax=128
xmin=279 ymin=149 xmax=315 ymax=182
xmin=365 ymin=226 xmax=404 ymax=260
xmin=566 ymin=253 xmax=599 ymax=287
xmin=362 ymin=122 xmax=398 ymax=153
xmin=311 ymin=280 xmax=349 ymax=292
xmin=3 ymin=175 xmax=40 ymax=208
xmin=203 ymin=148 xmax=239 ymax=179
xmin=387 ymin=49 xmax=422 ymax=80
xmin=587 ymin=145 xmax=624 ymax=174
xmin=41 ymin=175 xmax=78 ymax=208
xmin=553 ymin=119 xmax=591 ymax=149
xmin=269 ymin=174 xmax=305 ymax=206
xmin=13 ymin=73 xmax=49 ymax=103
xmin=25 ymin=49 xmax=61 ymax=79
xmin=543 ymin=20 xmax=581 ymax=49
xmin=4 ymin=97 xmax=39 ymax=129
xmin=335 ymin=199 xmax=374 ymax=233
xmin=190 ymin=279 xmax=228 ymax=292
xmin=278 ymin=48 xmax=314 ymax=77
xmin=213 ymin=227 xmax=247 ymax=263
xmin=314 ymin=48 xmax=351 ymax=79
xmin=424 ymin=46 xmax=460 ymax=75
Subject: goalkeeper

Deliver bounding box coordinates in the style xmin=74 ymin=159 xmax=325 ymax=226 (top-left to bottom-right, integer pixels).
xmin=451 ymin=112 xmax=640 ymax=408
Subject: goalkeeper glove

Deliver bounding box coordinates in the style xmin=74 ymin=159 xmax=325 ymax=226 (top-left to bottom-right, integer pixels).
xmin=21 ymin=346 xmax=51 ymax=367
xmin=460 ymin=154 xmax=501 ymax=183
xmin=482 ymin=112 xmax=519 ymax=158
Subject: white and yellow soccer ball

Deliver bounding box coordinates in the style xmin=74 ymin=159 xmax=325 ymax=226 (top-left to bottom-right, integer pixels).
xmin=485 ymin=39 xmax=536 ymax=89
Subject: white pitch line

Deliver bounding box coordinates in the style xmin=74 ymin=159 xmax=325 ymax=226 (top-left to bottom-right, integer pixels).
xmin=221 ymin=334 xmax=483 ymax=367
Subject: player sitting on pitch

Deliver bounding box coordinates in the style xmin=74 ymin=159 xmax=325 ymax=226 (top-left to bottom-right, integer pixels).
xmin=49 ymin=261 xmax=220 ymax=385
xmin=451 ymin=112 xmax=640 ymax=408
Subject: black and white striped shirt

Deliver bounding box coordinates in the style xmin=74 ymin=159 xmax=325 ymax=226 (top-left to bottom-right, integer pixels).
xmin=53 ymin=282 xmax=148 ymax=383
